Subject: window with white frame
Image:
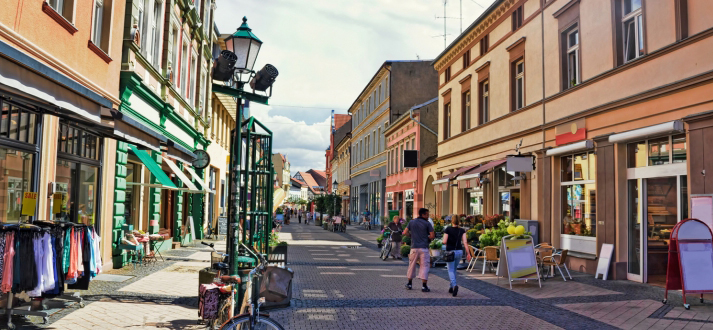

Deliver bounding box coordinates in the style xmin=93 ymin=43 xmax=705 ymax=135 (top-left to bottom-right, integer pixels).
xmin=561 ymin=152 xmax=597 ymax=237
xmin=514 ymin=59 xmax=524 ymax=111
xmin=480 ymin=80 xmax=490 ymax=124
xmin=627 ymin=134 xmax=687 ymax=168
xmin=91 ymin=0 xmax=104 ymax=48
xmin=49 ymin=0 xmax=75 ymax=22
xmin=199 ymin=68 xmax=207 ymax=114
xmin=377 ymin=126 xmax=381 ymax=152
xmin=180 ymin=40 xmax=189 ymax=96
xmin=150 ymin=0 xmax=162 ymax=68
xmin=170 ymin=24 xmax=179 ymax=84
xmin=622 ymin=0 xmax=644 ymax=62
xmin=566 ymin=26 xmax=580 ymax=88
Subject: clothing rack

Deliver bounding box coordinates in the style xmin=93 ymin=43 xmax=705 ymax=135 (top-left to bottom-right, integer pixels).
xmin=0 ymin=221 xmax=93 ymax=329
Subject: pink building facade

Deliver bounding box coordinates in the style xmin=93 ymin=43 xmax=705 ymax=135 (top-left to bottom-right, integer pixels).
xmin=385 ymin=98 xmax=438 ymax=219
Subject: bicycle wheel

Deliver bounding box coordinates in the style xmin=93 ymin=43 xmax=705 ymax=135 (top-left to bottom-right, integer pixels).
xmin=381 ymin=241 xmax=391 ymax=260
xmin=221 ymin=315 xmax=285 ymax=330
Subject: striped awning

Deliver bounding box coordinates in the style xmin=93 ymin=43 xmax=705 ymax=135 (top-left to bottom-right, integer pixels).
xmin=457 ymin=177 xmax=480 ymax=189
xmin=433 ymin=178 xmax=449 ymax=192
xmin=456 ymin=159 xmax=507 ymax=189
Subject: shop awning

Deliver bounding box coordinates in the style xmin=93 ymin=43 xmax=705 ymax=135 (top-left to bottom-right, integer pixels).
xmin=433 ymin=165 xmax=478 ymax=191
xmin=128 ymin=145 xmax=177 ymax=189
xmin=184 ymin=166 xmax=213 ymax=193
xmin=0 ymin=44 xmax=109 ymax=124
xmin=167 ymin=141 xmax=196 ymax=164
xmin=161 ymin=156 xmax=203 ymax=193
xmin=608 ymin=120 xmax=683 ymax=143
xmin=457 ymin=159 xmax=507 ymax=189
xmin=102 ymin=109 xmax=166 ymax=151
xmin=545 ymin=140 xmax=594 ymax=156
xmin=432 ymin=178 xmax=449 ymax=192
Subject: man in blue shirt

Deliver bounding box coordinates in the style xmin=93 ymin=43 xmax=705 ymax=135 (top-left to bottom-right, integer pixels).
xmin=403 ymin=208 xmax=435 ymax=292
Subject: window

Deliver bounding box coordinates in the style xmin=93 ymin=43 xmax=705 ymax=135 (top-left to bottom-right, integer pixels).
xmin=405 ymin=140 xmax=409 ymax=151
xmin=49 ymin=0 xmax=74 ymax=22
xmin=377 ymin=85 xmax=382 ymax=105
xmin=462 ymin=91 xmax=471 ymax=132
xmin=170 ymin=25 xmax=179 ymax=84
xmin=561 ymin=152 xmax=597 ymax=237
xmin=190 ymin=52 xmax=198 ymax=104
xmin=377 ymin=127 xmax=381 ymax=152
xmin=400 ymin=144 xmax=404 ymax=171
xmin=203 ymin=0 xmax=211 ymax=36
xmin=512 ymin=6 xmax=523 ymax=31
xmin=181 ymin=41 xmax=189 ymax=96
xmin=564 ymin=26 xmax=580 ymax=89
xmin=627 ymin=134 xmax=686 ymax=168
xmin=444 ymin=103 xmax=452 ymax=139
xmin=150 ymin=0 xmax=162 ymax=67
xmin=91 ymin=0 xmax=104 ymax=47
xmin=479 ymin=80 xmax=489 ymax=124
xmin=385 ymin=77 xmax=389 ymax=98
xmin=513 ymin=60 xmax=525 ymax=111
xmin=463 ymin=50 xmax=470 ymax=68
xmin=480 ymin=34 xmax=489 ymax=56
xmin=199 ymin=69 xmax=207 ymax=114
xmin=445 ymin=67 xmax=452 ymax=82
xmin=387 ymin=150 xmax=390 ymax=175
xmin=412 ymin=138 xmax=415 ymax=150
xmin=622 ymin=0 xmax=644 ymax=62
xmin=373 ymin=91 xmax=377 ymax=109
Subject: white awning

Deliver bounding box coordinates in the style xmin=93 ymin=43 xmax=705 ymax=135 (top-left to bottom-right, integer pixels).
xmin=185 ymin=166 xmax=214 ymax=193
xmin=432 ymin=178 xmax=449 ymax=185
xmin=546 ymin=140 xmax=594 ymax=157
xmin=161 ymin=156 xmax=202 ymax=193
xmin=608 ymin=120 xmax=684 ymax=143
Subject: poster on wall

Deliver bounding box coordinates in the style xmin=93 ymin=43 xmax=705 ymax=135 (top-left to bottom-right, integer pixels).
xmin=691 ymin=195 xmax=713 ymax=230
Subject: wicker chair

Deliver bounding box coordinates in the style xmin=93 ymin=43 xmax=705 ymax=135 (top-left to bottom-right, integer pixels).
xmin=541 ymin=249 xmax=573 ymax=281
xmin=482 ymin=246 xmax=499 ymax=274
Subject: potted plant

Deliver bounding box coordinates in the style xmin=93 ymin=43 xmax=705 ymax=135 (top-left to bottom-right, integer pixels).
xmin=429 ymin=239 xmax=443 ymax=257
xmin=400 ymin=244 xmax=411 ymax=257
xmin=376 ymin=235 xmax=383 ymax=248
xmin=466 ymin=229 xmax=480 ymax=244
xmin=571 ymin=219 xmax=582 ymax=235
xmin=402 ymin=235 xmax=411 ymax=246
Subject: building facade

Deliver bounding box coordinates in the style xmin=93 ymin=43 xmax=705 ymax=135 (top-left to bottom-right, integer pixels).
xmin=331 ymin=119 xmax=352 ymax=216
xmin=431 ymin=0 xmax=713 ymax=282
xmin=326 ymin=113 xmax=350 ymax=193
xmin=114 ymin=0 xmax=215 ymax=266
xmin=385 ymin=98 xmax=438 ymax=219
xmin=349 ymin=60 xmax=437 ymax=225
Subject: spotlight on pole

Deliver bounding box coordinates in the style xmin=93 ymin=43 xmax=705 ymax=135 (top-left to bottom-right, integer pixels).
xmin=250 ymin=64 xmax=279 ymax=91
xmin=212 ymin=50 xmax=238 ymax=81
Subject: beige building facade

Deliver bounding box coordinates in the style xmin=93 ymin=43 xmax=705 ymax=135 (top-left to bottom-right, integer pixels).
xmin=431 ymin=0 xmax=713 ymax=282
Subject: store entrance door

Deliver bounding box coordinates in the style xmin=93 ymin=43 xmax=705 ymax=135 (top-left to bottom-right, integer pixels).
xmin=627 ymin=175 xmax=688 ymax=284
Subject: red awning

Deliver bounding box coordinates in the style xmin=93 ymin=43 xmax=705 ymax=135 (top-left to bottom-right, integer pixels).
xmin=443 ymin=165 xmax=478 ymax=180
xmin=457 ymin=159 xmax=506 ymax=189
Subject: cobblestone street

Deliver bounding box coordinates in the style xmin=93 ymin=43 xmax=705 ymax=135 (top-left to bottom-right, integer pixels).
xmin=10 ymin=219 xmax=713 ymax=329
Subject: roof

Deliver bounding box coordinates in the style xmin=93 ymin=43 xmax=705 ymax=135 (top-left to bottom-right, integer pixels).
xmin=308 ymin=169 xmax=327 ymax=187
xmin=291 ymin=177 xmax=306 ymax=187
xmin=421 ymin=155 xmax=438 ymax=167
xmin=297 ymin=171 xmax=323 ymax=194
xmin=334 ymin=114 xmax=350 ymax=131
xmin=333 ymin=119 xmax=352 ymax=147
xmin=347 ymin=60 xmax=433 ymax=113
xmin=431 ymin=0 xmax=504 ymax=67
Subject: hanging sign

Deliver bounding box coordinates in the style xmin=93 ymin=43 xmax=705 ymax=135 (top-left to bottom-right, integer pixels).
xmin=497 ymin=235 xmax=541 ymax=289
xmin=595 ymin=243 xmax=614 ymax=280
xmin=21 ymin=192 xmax=38 ymax=216
xmin=664 ymin=218 xmax=713 ymax=309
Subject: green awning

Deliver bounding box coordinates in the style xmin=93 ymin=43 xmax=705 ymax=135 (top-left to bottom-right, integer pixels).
xmin=129 ymin=145 xmax=177 ymax=189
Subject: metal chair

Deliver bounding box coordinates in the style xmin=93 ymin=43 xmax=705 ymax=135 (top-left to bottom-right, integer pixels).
xmin=466 ymin=245 xmax=485 ymax=272
xmin=541 ymin=249 xmax=573 ymax=281
xmin=482 ymin=246 xmax=499 ymax=274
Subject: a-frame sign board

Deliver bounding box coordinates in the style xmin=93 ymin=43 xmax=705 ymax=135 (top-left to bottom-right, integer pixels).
xmin=664 ymin=218 xmax=713 ymax=310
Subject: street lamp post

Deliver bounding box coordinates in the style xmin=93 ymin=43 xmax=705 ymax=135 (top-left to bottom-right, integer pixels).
xmin=213 ymin=17 xmax=279 ymax=277
xmin=332 ymin=180 xmax=338 ymax=218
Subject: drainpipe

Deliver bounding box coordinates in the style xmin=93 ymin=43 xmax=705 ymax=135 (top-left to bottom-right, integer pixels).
xmin=410 ymin=108 xmax=438 ymax=136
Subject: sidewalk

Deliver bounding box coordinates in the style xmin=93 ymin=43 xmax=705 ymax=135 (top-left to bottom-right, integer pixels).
xmin=13 ymin=239 xmax=225 ymax=329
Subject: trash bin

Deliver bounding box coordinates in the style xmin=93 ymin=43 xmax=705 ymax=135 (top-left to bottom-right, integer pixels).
xmin=260 ymin=266 xmax=294 ymax=310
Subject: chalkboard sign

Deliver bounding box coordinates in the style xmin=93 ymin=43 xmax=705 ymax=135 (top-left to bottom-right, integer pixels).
xmin=218 ymin=217 xmax=228 ymax=236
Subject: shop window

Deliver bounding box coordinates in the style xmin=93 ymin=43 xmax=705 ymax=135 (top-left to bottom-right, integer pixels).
xmin=1 ymin=103 xmax=37 ymax=144
xmin=561 ymin=152 xmax=596 ymax=237
xmin=0 ymin=148 xmax=35 ymax=223
xmin=627 ymin=134 xmax=686 ymax=168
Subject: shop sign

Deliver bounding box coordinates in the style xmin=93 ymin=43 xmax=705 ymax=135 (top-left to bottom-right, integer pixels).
xmin=405 ymin=189 xmax=414 ymax=201
xmin=21 ymin=192 xmax=37 ymax=216
xmin=555 ymin=118 xmax=586 ymax=146
xmin=506 ymin=155 xmax=534 ymax=172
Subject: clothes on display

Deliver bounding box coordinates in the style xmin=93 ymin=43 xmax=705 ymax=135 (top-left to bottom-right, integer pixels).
xmin=0 ymin=222 xmax=102 ymax=297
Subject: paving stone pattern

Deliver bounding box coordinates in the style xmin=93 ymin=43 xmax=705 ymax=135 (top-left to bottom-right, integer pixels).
xmin=14 ymin=217 xmax=713 ymax=329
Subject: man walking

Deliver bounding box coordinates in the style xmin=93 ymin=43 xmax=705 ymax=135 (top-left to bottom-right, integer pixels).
xmin=403 ymin=208 xmax=435 ymax=292
xmin=298 ymin=209 xmax=302 ymax=224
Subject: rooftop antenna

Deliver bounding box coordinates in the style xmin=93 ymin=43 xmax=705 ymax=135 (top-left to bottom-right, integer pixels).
xmin=435 ymin=0 xmax=464 ymax=49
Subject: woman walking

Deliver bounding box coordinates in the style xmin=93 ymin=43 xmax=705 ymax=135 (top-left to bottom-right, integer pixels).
xmin=386 ymin=216 xmax=403 ymax=259
xmin=442 ymin=215 xmax=472 ymax=297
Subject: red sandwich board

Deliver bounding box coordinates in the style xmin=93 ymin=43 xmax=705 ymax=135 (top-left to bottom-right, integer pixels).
xmin=664 ymin=218 xmax=713 ymax=310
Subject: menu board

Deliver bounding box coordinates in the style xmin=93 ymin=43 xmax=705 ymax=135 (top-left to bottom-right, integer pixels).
xmin=218 ymin=217 xmax=228 ymax=235
xmin=679 ymin=242 xmax=713 ymax=292
xmin=498 ymin=235 xmax=541 ymax=289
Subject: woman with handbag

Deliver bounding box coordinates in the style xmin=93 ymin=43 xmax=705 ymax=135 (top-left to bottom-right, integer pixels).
xmin=442 ymin=215 xmax=472 ymax=297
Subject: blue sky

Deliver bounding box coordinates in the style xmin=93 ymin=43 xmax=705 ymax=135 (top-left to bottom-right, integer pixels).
xmin=214 ymin=0 xmax=493 ymax=173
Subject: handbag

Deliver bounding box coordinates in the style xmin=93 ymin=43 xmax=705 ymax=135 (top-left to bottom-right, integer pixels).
xmin=442 ymin=250 xmax=456 ymax=262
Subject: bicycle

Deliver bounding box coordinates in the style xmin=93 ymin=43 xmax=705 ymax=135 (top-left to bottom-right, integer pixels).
xmin=380 ymin=230 xmax=397 ymax=260
xmin=219 ymin=244 xmax=285 ymax=330
xmin=361 ymin=215 xmax=372 ymax=230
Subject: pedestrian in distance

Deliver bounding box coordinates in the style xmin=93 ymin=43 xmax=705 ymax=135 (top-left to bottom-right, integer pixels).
xmin=403 ymin=208 xmax=435 ymax=292
xmin=298 ymin=210 xmax=302 ymax=224
xmin=442 ymin=215 xmax=472 ymax=297
xmin=386 ymin=215 xmax=403 ymax=260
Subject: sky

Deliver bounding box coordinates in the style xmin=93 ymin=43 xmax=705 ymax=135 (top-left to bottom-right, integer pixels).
xmin=214 ymin=0 xmax=494 ymax=174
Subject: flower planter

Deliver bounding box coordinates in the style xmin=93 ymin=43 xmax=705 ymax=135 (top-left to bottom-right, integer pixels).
xmin=429 ymin=249 xmax=441 ymax=257
xmin=377 ymin=243 xmax=383 ymax=248
xmin=571 ymin=224 xmax=582 ymax=236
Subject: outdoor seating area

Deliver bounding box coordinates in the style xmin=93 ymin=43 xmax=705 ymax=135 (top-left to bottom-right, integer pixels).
xmin=465 ymin=241 xmax=572 ymax=282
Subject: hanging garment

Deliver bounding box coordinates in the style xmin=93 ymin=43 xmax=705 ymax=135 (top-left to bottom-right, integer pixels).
xmin=66 ymin=228 xmax=78 ymax=283
xmin=92 ymin=229 xmax=102 ymax=276
xmin=27 ymin=234 xmax=44 ymax=297
xmin=86 ymin=228 xmax=96 ymax=277
xmin=62 ymin=227 xmax=71 ymax=275
xmin=1 ymin=232 xmax=15 ymax=293
xmin=0 ymin=232 xmax=6 ymax=284
xmin=42 ymin=232 xmax=56 ymax=293
xmin=16 ymin=231 xmax=39 ymax=293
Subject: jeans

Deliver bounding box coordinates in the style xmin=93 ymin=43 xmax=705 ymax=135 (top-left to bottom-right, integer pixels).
xmin=446 ymin=249 xmax=463 ymax=287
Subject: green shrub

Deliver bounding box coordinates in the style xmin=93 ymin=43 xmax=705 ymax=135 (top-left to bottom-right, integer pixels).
xmin=429 ymin=239 xmax=443 ymax=250
xmin=466 ymin=229 xmax=480 ymax=242
xmin=402 ymin=236 xmax=411 ymax=245
xmin=376 ymin=236 xmax=383 ymax=244
xmin=433 ymin=222 xmax=444 ymax=233
xmin=400 ymin=244 xmax=411 ymax=257
xmin=475 ymin=223 xmax=483 ymax=230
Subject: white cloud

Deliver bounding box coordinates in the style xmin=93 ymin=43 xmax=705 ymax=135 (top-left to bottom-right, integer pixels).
xmin=214 ymin=0 xmax=492 ymax=174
